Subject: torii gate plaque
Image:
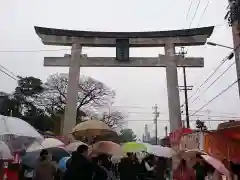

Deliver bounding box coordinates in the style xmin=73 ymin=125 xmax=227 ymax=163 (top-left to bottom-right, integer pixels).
xmin=34 ymin=26 xmax=214 ymax=135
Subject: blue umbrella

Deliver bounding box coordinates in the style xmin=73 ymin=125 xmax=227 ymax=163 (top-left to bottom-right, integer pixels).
xmin=58 ymin=156 xmax=71 ymax=171
xmin=22 ymin=147 xmax=70 ymax=168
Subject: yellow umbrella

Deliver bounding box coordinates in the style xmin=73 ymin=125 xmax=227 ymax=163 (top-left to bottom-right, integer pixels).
xmin=122 ymin=142 xmax=147 ymax=153
xmin=72 ymin=120 xmax=117 ymax=138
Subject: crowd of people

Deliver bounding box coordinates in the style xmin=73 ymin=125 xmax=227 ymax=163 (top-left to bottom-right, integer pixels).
xmin=28 ymin=144 xmax=171 ymax=180
xmin=2 ymin=144 xmax=239 ymax=180
xmin=173 ymin=155 xmax=240 ymax=180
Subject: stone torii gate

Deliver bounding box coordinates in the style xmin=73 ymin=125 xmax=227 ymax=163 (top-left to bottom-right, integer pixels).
xmin=34 ymin=26 xmax=214 ymax=135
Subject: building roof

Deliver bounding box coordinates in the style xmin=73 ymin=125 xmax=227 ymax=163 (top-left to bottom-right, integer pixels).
xmin=34 ymin=26 xmax=214 ymax=39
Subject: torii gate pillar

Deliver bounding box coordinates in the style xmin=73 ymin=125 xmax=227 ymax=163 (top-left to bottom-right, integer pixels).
xmin=165 ymin=43 xmax=182 ymax=130
xmin=63 ymin=43 xmax=82 ymax=135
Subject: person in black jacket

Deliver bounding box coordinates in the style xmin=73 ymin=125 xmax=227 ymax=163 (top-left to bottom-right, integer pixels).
xmin=139 ymin=154 xmax=156 ymax=180
xmin=63 ymin=144 xmax=94 ymax=180
xmin=92 ymin=154 xmax=109 ymax=180
xmin=119 ymin=153 xmax=140 ymax=180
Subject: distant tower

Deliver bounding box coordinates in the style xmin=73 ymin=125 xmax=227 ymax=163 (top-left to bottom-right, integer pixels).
xmin=144 ymin=124 xmax=150 ymax=142
xmin=147 ymin=132 xmax=150 ymax=141
xmin=164 ymin=126 xmax=168 ymax=137
xmin=144 ymin=125 xmax=148 ymax=136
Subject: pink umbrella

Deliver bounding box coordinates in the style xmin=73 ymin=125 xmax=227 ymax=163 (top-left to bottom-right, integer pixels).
xmin=91 ymin=141 xmax=122 ymax=156
xmin=201 ymin=155 xmax=230 ymax=177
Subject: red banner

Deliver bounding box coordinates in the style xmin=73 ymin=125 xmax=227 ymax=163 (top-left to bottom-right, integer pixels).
xmin=169 ymin=128 xmax=193 ymax=144
xmin=204 ymin=133 xmax=240 ymax=163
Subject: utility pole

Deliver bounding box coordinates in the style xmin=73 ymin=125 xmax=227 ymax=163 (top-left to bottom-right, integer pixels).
xmin=226 ymin=0 xmax=240 ymax=98
xmin=206 ymin=109 xmax=211 ymax=129
xmin=153 ymin=104 xmax=160 ymax=145
xmin=164 ymin=126 xmax=168 ymax=137
xmin=178 ymin=47 xmax=193 ymax=128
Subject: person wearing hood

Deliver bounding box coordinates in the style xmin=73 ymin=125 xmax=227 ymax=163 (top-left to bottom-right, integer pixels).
xmin=33 ymin=149 xmax=57 ymax=180
xmin=63 ymin=144 xmax=95 ymax=180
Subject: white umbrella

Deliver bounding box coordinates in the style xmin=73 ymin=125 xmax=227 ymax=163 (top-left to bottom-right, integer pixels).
xmin=0 ymin=141 xmax=13 ymax=160
xmin=0 ymin=115 xmax=44 ymax=152
xmin=65 ymin=141 xmax=88 ymax=152
xmin=27 ymin=138 xmax=64 ymax=152
xmin=178 ymin=149 xmax=207 ymax=159
xmin=142 ymin=143 xmax=152 ymax=151
xmin=148 ymin=145 xmax=175 ymax=158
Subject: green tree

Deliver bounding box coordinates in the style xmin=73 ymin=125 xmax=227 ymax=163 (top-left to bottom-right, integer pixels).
xmin=0 ymin=76 xmax=53 ymax=131
xmin=0 ymin=92 xmax=20 ymax=116
xmin=15 ymin=76 xmax=44 ymax=97
xmin=119 ymin=128 xmax=137 ymax=143
xmin=14 ymin=76 xmax=44 ymax=116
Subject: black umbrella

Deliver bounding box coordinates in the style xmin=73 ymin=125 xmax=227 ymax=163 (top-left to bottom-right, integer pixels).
xmin=21 ymin=147 xmax=70 ymax=168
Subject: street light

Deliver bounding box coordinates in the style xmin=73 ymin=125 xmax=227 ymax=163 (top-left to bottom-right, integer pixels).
xmin=207 ymin=41 xmax=234 ymax=50
xmin=207 ymin=41 xmax=235 ymax=60
xmin=207 ymin=41 xmax=240 ymax=99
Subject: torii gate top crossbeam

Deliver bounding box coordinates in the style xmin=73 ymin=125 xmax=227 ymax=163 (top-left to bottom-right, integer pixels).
xmin=34 ymin=26 xmax=214 ymax=47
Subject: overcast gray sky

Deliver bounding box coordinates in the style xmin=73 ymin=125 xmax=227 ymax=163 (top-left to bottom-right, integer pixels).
xmin=0 ymin=0 xmax=239 ymax=138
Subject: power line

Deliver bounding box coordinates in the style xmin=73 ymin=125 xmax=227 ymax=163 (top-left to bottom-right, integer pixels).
xmin=189 ymin=0 xmax=201 ymax=28
xmin=180 ymin=47 xmax=227 ymax=110
xmin=188 ymin=48 xmax=236 ymax=101
xmin=191 ymin=79 xmax=238 ymax=116
xmin=113 ymin=105 xmax=152 ymax=109
xmin=0 ymin=67 xmax=18 ymax=81
xmin=0 ymin=48 xmax=71 ymax=53
xmin=188 ymin=110 xmax=239 ymax=115
xmin=100 ymin=106 xmax=240 ymax=115
xmin=197 ymin=0 xmax=211 ymax=27
xmin=186 ymin=0 xmax=194 ymax=21
xmin=0 ymin=64 xmax=18 ymax=79
xmin=126 ymin=119 xmax=233 ymax=122
xmin=180 ymin=0 xmax=202 ymax=84
xmin=187 ymin=44 xmax=238 ymax=103
xmin=188 ymin=57 xmax=228 ymax=100
xmin=190 ymin=114 xmax=240 ymax=118
xmin=190 ymin=61 xmax=235 ymax=104
xmin=127 ymin=112 xmax=153 ymax=114
xmin=125 ymin=111 xmax=240 ymax=118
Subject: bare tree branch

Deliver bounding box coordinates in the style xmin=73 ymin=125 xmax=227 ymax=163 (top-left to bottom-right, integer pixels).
xmin=100 ymin=110 xmax=125 ymax=128
xmin=35 ymin=74 xmax=115 ymax=122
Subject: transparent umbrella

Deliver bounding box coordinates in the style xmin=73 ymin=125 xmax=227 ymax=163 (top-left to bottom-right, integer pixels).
xmin=0 ymin=115 xmax=44 ymax=152
xmin=22 ymin=147 xmax=70 ymax=168
xmin=0 ymin=141 xmax=13 ymax=160
xmin=27 ymin=138 xmax=64 ymax=152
